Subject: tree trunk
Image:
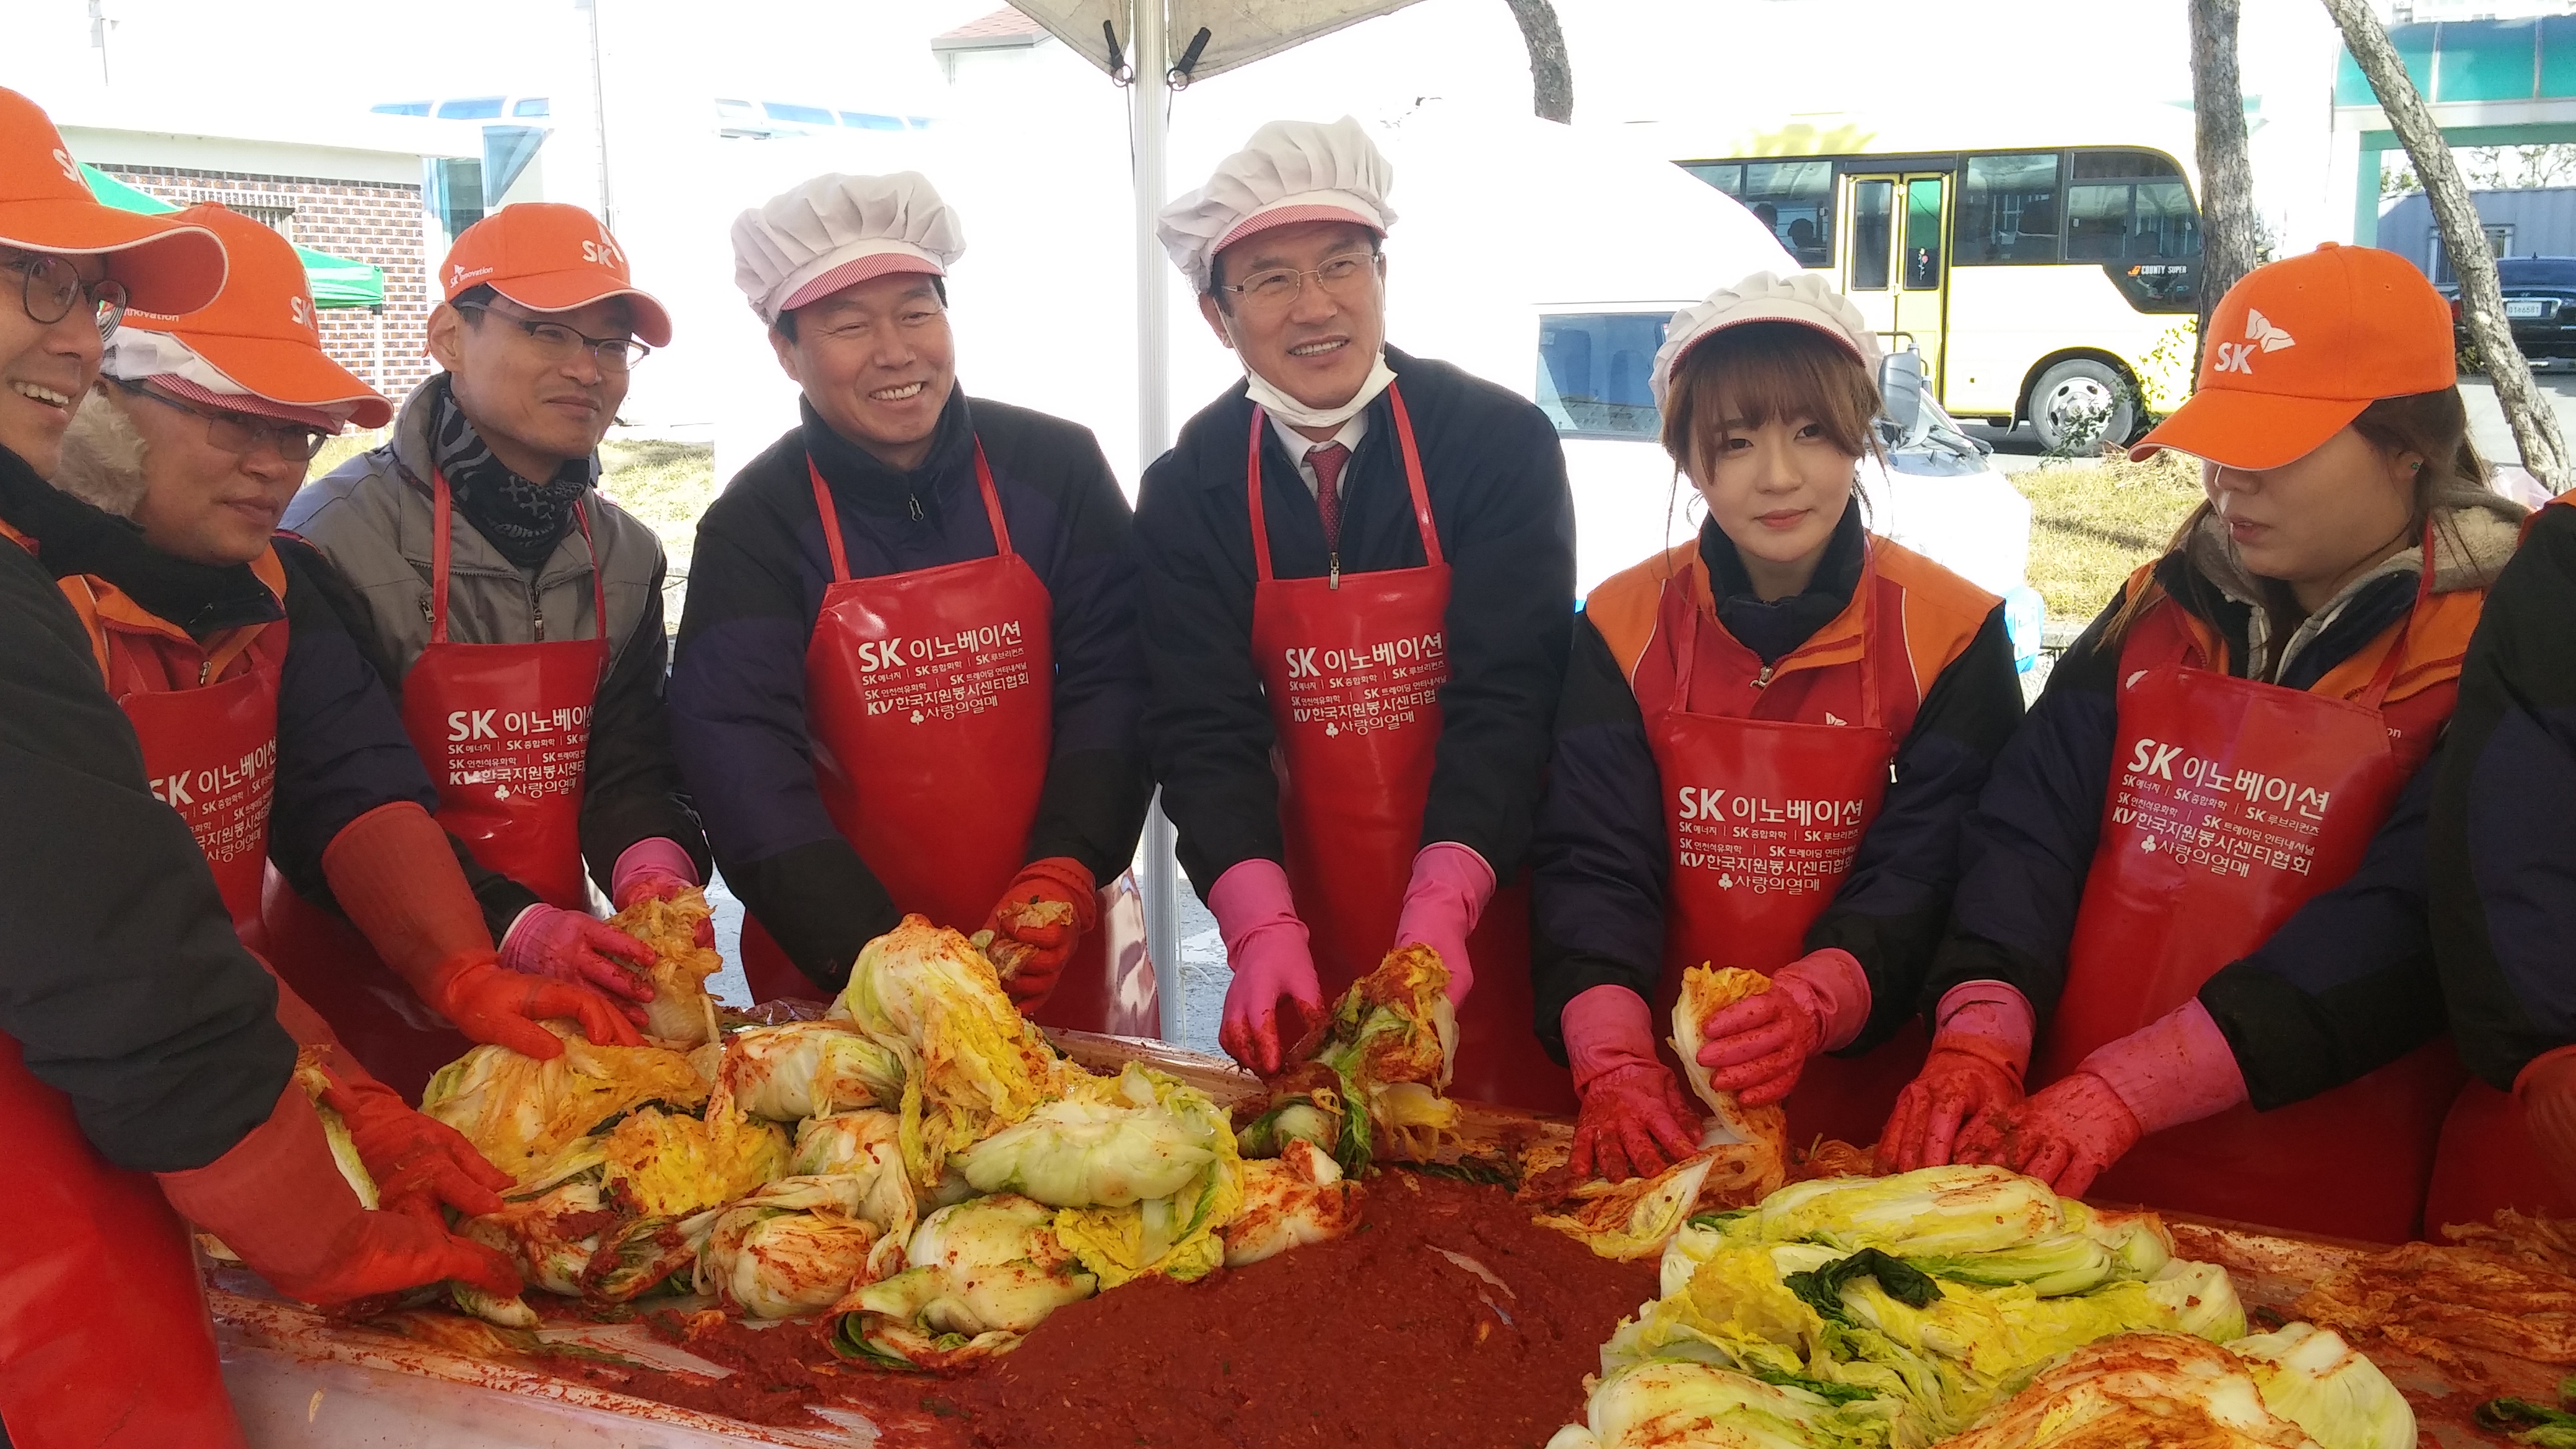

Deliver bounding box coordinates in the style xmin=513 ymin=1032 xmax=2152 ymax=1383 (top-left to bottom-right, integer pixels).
xmin=1502 ymin=0 xmax=1572 ymax=124
xmin=2190 ymin=0 xmax=2261 ymax=376
xmin=2324 ymin=0 xmax=2570 ymax=492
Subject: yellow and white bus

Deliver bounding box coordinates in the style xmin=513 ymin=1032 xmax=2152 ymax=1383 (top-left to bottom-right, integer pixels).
xmin=1645 ymin=112 xmax=2204 ymax=451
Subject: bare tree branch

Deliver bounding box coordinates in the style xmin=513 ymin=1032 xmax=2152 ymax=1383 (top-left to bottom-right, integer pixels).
xmin=2191 ymin=0 xmax=2262 ymax=376
xmin=2325 ymin=0 xmax=2569 ymax=492
xmin=1502 ymin=0 xmax=1572 ymax=124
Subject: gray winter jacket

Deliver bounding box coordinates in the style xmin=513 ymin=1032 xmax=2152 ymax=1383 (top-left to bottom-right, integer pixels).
xmin=281 ymin=375 xmax=709 ymax=933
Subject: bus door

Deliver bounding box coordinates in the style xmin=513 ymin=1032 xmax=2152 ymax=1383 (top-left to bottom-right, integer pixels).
xmin=1840 ymin=172 xmax=1951 ymax=395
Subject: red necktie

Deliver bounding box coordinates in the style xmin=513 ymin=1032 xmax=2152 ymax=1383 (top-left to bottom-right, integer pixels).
xmin=1307 ymin=442 xmax=1350 ymax=549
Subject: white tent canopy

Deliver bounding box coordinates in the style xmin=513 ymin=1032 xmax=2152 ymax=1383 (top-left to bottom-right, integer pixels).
xmin=1012 ymin=0 xmax=1426 ymax=83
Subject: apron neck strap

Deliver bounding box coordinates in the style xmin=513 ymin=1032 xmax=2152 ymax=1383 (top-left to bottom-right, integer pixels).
xmin=1245 ymin=382 xmax=1438 ymax=584
xmin=2356 ymin=519 xmax=2440 ymax=710
xmin=1668 ymin=537 xmax=1884 ymax=728
xmin=430 ymin=468 xmax=456 ymax=645
xmin=430 ymin=468 xmax=610 ymax=644
xmin=807 ymin=435 xmax=1010 ymax=588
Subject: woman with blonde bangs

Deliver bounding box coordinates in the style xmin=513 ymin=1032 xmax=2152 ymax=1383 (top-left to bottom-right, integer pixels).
xmin=1883 ymin=244 xmax=2525 ymax=1244
xmin=1531 ymin=271 xmax=2023 ymax=1181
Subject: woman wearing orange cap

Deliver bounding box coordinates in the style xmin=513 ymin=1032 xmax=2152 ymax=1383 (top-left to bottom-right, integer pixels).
xmin=43 ymin=202 xmax=645 ymax=1071
xmin=1881 ymin=243 xmax=2522 ymax=1243
xmin=0 ymin=90 xmax=515 ymax=1449
xmin=1531 ymin=272 xmax=2022 ymax=1182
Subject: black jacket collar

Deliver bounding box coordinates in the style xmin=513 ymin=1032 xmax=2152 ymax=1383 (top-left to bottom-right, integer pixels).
xmin=801 ymin=386 xmax=976 ymax=524
xmin=0 ymin=445 xmax=281 ymax=639
xmin=1699 ymin=502 xmax=1866 ymax=666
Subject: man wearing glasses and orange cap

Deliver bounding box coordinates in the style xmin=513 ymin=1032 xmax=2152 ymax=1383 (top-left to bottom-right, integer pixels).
xmin=0 ymin=88 xmax=517 ymax=1449
xmin=276 ymin=203 xmax=709 ymax=1094
xmin=673 ymin=172 xmax=1151 ymax=1024
xmin=1140 ymin=118 xmax=1576 ymax=1107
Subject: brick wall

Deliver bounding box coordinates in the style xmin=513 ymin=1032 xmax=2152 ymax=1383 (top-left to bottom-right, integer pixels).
xmin=97 ymin=164 xmax=433 ymax=419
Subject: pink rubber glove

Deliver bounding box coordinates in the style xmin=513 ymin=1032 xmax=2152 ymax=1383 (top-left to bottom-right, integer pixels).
xmin=1564 ymin=984 xmax=1703 ymax=1182
xmin=1694 ymin=948 xmax=1871 ymax=1107
xmin=1211 ymin=858 xmax=1324 ymax=1076
xmin=1877 ymin=983 xmax=2035 ymax=1172
xmin=1392 ymin=842 xmax=1494 ymax=1007
xmin=1960 ymin=998 xmax=2248 ymax=1195
xmin=611 ymin=837 xmax=700 ymax=912
xmin=500 ymin=904 xmax=657 ymax=1024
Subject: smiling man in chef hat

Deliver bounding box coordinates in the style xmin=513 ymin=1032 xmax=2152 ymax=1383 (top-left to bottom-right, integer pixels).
xmin=672 ymin=171 xmax=1152 ymax=1032
xmin=1136 ymin=116 xmax=1577 ymax=1108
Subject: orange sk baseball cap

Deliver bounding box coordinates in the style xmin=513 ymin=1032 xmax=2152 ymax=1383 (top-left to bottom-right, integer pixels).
xmin=2131 ymin=242 xmax=2455 ymax=470
xmin=122 ymin=205 xmax=391 ymax=429
xmin=0 ymin=87 xmax=226 ymax=316
xmin=438 ymin=202 xmax=671 ymax=347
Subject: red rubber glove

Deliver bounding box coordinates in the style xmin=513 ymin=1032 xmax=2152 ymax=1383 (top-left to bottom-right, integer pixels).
xmin=427 ymin=950 xmax=642 ymax=1058
xmin=1392 ymin=842 xmax=1494 ymax=1007
xmin=1695 ymin=949 xmax=1871 ymax=1107
xmin=2518 ymin=1045 xmax=2576 ymax=1206
xmin=1211 ymin=858 xmax=1325 ymax=1076
xmin=1958 ymin=999 xmax=2248 ymax=1195
xmin=1564 ymin=984 xmax=1703 ymax=1182
xmin=981 ymin=856 xmax=1099 ymax=1009
xmin=1959 ymin=1072 xmax=2140 ymax=1194
xmin=502 ymin=905 xmax=658 ymax=1018
xmin=314 ymin=1068 xmax=510 ymax=1227
xmin=324 ymin=802 xmax=641 ymax=1055
xmin=157 ymin=1081 xmax=520 ymax=1305
xmin=609 ymin=838 xmax=711 ymax=947
xmin=1878 ymin=983 xmax=2034 ymax=1172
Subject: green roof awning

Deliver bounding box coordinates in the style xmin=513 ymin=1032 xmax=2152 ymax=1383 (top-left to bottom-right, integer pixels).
xmin=80 ymin=163 xmax=386 ymax=310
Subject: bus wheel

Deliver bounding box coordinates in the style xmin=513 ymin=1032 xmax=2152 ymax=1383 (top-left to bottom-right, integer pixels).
xmin=2029 ymin=360 xmax=2136 ymax=454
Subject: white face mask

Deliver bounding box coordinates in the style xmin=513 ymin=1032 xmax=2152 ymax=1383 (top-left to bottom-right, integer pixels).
xmin=1242 ymin=349 xmax=1396 ymax=432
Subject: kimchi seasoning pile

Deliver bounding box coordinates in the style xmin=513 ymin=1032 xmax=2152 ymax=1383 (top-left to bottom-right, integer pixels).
xmin=944 ymin=1169 xmax=1659 ymax=1448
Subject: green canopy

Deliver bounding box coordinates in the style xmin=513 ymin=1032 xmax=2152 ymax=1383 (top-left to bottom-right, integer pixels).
xmin=80 ymin=163 xmax=386 ymax=310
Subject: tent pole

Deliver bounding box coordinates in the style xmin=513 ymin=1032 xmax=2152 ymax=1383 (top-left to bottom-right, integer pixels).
xmin=1131 ymin=0 xmax=1184 ymax=1042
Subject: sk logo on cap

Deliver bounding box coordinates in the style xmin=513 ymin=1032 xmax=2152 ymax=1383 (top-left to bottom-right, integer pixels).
xmin=52 ymin=148 xmax=79 ymax=184
xmin=2211 ymin=310 xmax=2297 ymax=376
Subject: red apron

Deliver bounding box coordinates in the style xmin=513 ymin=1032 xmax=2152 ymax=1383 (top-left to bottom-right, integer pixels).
xmin=1247 ymin=390 xmax=1570 ymax=1112
xmin=1638 ymin=551 xmax=1923 ymax=1148
xmin=95 ymin=597 xmax=282 ymax=943
xmin=738 ymin=444 xmax=1154 ymax=1038
xmin=2044 ymin=582 xmax=2463 ymax=1242
xmin=0 ymin=1040 xmax=242 ymax=1449
xmin=263 ymin=471 xmax=607 ymax=1098
xmin=2424 ymin=1079 xmax=2576 ymax=1231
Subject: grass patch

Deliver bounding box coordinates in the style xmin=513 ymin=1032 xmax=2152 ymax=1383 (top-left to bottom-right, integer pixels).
xmin=599 ymin=440 xmax=717 ymax=626
xmin=2009 ymin=449 xmax=2204 ymax=622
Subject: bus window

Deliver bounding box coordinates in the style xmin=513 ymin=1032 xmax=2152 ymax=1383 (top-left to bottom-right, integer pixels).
xmin=2134 ymin=180 xmax=2200 ymax=258
xmin=1957 ymin=153 xmax=2061 ymax=263
xmin=1904 ymin=178 xmax=1944 ymax=289
xmin=1537 ymin=313 xmax=1670 ymax=440
xmin=1677 ymin=159 xmax=1832 ymax=264
xmin=2066 ymin=183 xmax=2132 ymax=261
xmin=1747 ymin=162 xmax=1832 ymax=266
xmin=1851 ymin=180 xmax=1893 ymax=291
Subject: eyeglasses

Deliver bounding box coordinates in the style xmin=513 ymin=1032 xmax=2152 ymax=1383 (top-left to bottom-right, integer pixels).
xmin=116 ymin=380 xmax=336 ymax=461
xmin=3 ymin=249 xmax=129 ymax=337
xmin=1217 ymin=251 xmax=1381 ymax=313
xmin=457 ymin=303 xmax=651 ymax=373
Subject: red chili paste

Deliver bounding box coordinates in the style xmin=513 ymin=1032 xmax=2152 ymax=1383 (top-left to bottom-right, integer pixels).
xmin=946 ymin=1169 xmax=1656 ymax=1448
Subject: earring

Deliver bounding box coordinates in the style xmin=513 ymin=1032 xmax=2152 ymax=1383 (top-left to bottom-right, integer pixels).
xmin=2410 ymin=461 xmax=2423 ymax=471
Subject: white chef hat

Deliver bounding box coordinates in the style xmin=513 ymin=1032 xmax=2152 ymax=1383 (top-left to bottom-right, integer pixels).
xmin=732 ymin=172 xmax=966 ymax=324
xmin=1649 ymin=271 xmax=1882 ymax=410
xmin=1156 ymin=116 xmax=1396 ymax=293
